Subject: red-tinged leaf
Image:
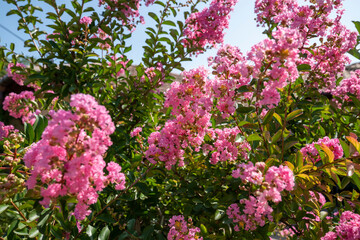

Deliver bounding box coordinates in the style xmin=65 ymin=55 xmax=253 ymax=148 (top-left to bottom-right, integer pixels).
xmin=346 ymin=136 xmax=360 ymax=153
xmin=320 ymin=144 xmax=334 ymax=163
xmin=284 ymin=161 xmax=294 ymax=171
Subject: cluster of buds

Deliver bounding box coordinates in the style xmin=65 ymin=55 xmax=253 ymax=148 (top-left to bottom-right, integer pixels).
xmin=0 ymin=125 xmax=29 ymax=202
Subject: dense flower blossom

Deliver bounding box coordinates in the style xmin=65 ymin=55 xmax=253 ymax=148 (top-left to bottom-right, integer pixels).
xmin=130 ymin=127 xmax=142 ymax=137
xmin=167 ymin=215 xmax=202 ymax=240
xmin=300 ymin=136 xmax=343 ymax=163
xmin=23 ymin=94 xmax=124 ymax=222
xmin=6 ymin=63 xmax=27 ymax=86
xmin=247 ymin=27 xmax=302 ymax=108
xmin=321 ymin=211 xmax=360 ymax=240
xmin=98 ymin=0 xmax=154 ymax=29
xmin=333 ymin=70 xmax=360 ymax=105
xmin=209 ymin=45 xmax=250 ymax=117
xmin=146 ymin=67 xmax=214 ymax=169
xmin=79 ymin=16 xmax=92 ymax=25
xmin=255 ymin=0 xmax=357 ymax=91
xmin=0 ymin=122 xmax=17 ymax=141
xmin=228 ymin=163 xmax=294 ymax=231
xmin=184 ymin=0 xmax=238 ymax=51
xmin=209 ymin=128 xmax=251 ymax=164
xmin=232 ymin=162 xmax=263 ymax=185
xmin=3 ymin=91 xmax=37 ymax=124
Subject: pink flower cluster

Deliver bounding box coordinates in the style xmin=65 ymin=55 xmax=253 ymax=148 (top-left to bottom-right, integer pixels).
xmin=321 ymin=211 xmax=360 ymax=240
xmin=144 ymin=63 xmax=164 ymax=83
xmin=332 ymin=70 xmax=360 ymax=105
xmin=79 ymin=16 xmax=92 ymax=25
xmin=227 ymin=162 xmax=294 ymax=231
xmin=167 ymin=215 xmax=202 ymax=240
xmin=184 ymin=0 xmax=238 ymax=51
xmin=208 ymin=26 xmax=302 ymax=110
xmin=0 ymin=122 xmax=17 ymax=141
xmin=7 ymin=63 xmax=27 ymax=86
xmin=130 ymin=127 xmax=142 ymax=138
xmin=208 ymin=128 xmax=251 ymax=164
xmin=146 ymin=67 xmax=213 ymax=169
xmin=98 ymin=0 xmax=154 ymax=29
xmin=209 ymin=45 xmax=251 ymax=118
xmin=108 ymin=55 xmax=128 ymax=77
xmin=300 ymin=136 xmax=343 ymax=163
xmin=248 ymin=27 xmax=302 ymax=108
xmin=255 ymin=0 xmax=357 ymax=91
xmin=23 ymin=94 xmax=125 ymax=221
xmin=3 ymin=91 xmax=38 ymax=124
xmin=92 ymin=28 xmax=112 ymax=50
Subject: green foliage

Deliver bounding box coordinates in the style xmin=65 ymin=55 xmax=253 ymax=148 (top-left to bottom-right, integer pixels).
xmin=1 ymin=0 xmax=360 ymax=240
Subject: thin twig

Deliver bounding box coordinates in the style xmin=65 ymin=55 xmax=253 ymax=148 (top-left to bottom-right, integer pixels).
xmin=10 ymin=199 xmax=27 ymax=222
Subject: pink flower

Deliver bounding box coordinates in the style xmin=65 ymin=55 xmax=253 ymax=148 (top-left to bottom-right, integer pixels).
xmin=3 ymin=91 xmax=37 ymax=124
xmin=321 ymin=211 xmax=360 ymax=240
xmin=79 ymin=16 xmax=92 ymax=25
xmin=7 ymin=63 xmax=27 ymax=86
xmin=167 ymin=215 xmax=202 ymax=240
xmin=228 ymin=164 xmax=294 ymax=231
xmin=184 ymin=0 xmax=238 ymax=51
xmin=300 ymin=136 xmax=343 ymax=163
xmin=23 ymin=94 xmax=124 ymax=222
xmin=0 ymin=122 xmax=17 ymax=141
xmin=130 ymin=127 xmax=142 ymax=138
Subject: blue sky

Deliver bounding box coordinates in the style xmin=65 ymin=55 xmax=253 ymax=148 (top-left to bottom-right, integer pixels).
xmin=1 ymin=0 xmax=360 ymax=71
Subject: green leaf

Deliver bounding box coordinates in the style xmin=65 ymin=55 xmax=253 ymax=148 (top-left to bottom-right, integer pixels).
xmin=200 ymin=224 xmax=208 ymax=235
xmin=237 ymin=106 xmax=255 ymax=114
xmin=98 ymin=226 xmax=110 ymax=240
xmin=86 ymin=225 xmax=97 ymax=240
xmin=352 ymin=21 xmax=360 ymax=34
xmin=6 ymin=9 xmax=21 ymax=17
xmin=214 ymin=209 xmax=224 ymax=220
xmin=297 ymin=64 xmax=311 ymax=71
xmin=295 ymin=151 xmax=304 ymax=170
xmin=348 ymin=48 xmax=360 ymax=60
xmin=127 ymin=219 xmax=136 ymax=231
xmin=24 ymin=122 xmax=35 ymax=144
xmin=273 ymin=113 xmax=282 ymax=126
xmin=148 ymin=12 xmax=159 ymax=23
xmin=271 ymin=130 xmax=282 ymax=143
xmin=262 ymin=109 xmax=275 ymax=125
xmin=348 ymin=94 xmax=360 ymax=108
xmin=98 ymin=213 xmax=115 ymax=224
xmin=7 ymin=220 xmax=18 ymax=236
xmin=286 ymin=109 xmax=303 ymax=121
xmin=247 ymin=134 xmax=262 ymax=142
xmin=141 ymin=225 xmax=154 ymax=240
xmin=37 ymin=209 xmax=52 ymax=227
xmin=351 ymin=173 xmax=360 ymax=191
xmin=162 ymin=20 xmax=176 ymax=27
xmin=29 ymin=228 xmax=40 ymax=238
xmin=0 ymin=205 xmax=9 ymax=214
xmin=340 ymin=139 xmax=350 ymax=158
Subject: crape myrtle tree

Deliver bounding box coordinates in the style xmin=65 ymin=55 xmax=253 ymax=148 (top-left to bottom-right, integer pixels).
xmin=1 ymin=0 xmax=360 ymax=239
